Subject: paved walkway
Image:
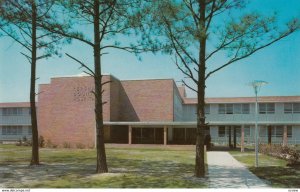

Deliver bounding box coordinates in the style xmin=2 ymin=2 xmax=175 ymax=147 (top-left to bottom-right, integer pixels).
xmin=207 ymin=151 xmax=269 ymax=188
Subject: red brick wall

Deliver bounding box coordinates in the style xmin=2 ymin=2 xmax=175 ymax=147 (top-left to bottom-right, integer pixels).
xmin=109 ymin=76 xmax=121 ymax=121
xmin=38 ymin=76 xmax=111 ymax=147
xmin=119 ymin=79 xmax=174 ymax=121
xmin=38 ymin=76 xmax=175 ymax=146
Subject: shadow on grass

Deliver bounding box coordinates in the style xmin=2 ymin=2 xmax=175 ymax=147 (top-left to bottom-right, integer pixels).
xmin=1 ymin=156 xmax=207 ymax=188
xmin=249 ymin=166 xmax=300 ymax=188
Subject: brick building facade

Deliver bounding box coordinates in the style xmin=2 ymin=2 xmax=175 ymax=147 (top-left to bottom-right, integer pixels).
xmin=1 ymin=75 xmax=300 ymax=147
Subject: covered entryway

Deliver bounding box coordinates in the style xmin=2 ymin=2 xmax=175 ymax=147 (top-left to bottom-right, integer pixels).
xmin=172 ymin=127 xmax=210 ymax=145
xmin=103 ymin=121 xmax=205 ymax=146
xmin=132 ymin=127 xmax=163 ymax=144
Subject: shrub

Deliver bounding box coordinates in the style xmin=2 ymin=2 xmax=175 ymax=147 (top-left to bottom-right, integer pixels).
xmin=259 ymin=144 xmax=300 ymax=165
xmin=63 ymin=142 xmax=71 ymax=148
xmin=22 ymin=136 xmax=32 ymax=146
xmin=45 ymin=139 xmax=58 ymax=148
xmin=16 ymin=138 xmax=22 ymax=146
xmin=39 ymin=136 xmax=45 ymax=148
xmin=16 ymin=137 xmax=32 ymax=147
xmin=76 ymin=143 xmax=85 ymax=149
xmin=45 ymin=139 xmax=53 ymax=148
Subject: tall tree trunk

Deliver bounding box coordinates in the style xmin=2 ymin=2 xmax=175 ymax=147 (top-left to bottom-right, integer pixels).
xmin=94 ymin=0 xmax=108 ymax=173
xmin=30 ymin=0 xmax=39 ymax=166
xmin=195 ymin=0 xmax=206 ymax=177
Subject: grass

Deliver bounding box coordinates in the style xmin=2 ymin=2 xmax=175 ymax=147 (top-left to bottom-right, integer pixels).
xmin=0 ymin=144 xmax=207 ymax=188
xmin=230 ymin=150 xmax=300 ymax=188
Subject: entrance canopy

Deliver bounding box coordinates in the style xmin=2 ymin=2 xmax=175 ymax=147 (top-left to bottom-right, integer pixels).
xmin=104 ymin=121 xmax=197 ymax=127
xmin=104 ymin=121 xmax=300 ymax=126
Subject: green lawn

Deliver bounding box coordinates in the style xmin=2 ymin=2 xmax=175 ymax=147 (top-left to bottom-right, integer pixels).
xmin=230 ymin=151 xmax=300 ymax=188
xmin=0 ymin=144 xmax=207 ymax=188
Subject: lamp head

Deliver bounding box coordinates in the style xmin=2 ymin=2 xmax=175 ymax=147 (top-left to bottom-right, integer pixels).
xmin=248 ymin=80 xmax=268 ymax=94
xmin=249 ymin=80 xmax=268 ymax=87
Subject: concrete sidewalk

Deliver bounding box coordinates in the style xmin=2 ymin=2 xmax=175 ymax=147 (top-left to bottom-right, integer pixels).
xmin=207 ymin=151 xmax=269 ymax=188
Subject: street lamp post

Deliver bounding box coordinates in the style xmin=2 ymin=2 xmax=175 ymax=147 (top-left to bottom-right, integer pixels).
xmin=249 ymin=80 xmax=268 ymax=167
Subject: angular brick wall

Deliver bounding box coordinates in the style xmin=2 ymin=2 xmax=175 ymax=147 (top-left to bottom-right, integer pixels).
xmin=37 ymin=76 xmax=175 ymax=146
xmin=109 ymin=75 xmax=121 ymax=121
xmin=38 ymin=75 xmax=112 ymax=147
xmin=119 ymin=79 xmax=174 ymax=121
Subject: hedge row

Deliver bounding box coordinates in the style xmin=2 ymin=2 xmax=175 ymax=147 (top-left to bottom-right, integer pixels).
xmin=259 ymin=144 xmax=300 ymax=165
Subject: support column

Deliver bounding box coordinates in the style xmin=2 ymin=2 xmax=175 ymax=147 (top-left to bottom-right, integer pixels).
xmin=241 ymin=125 xmax=245 ymax=152
xmin=164 ymin=126 xmax=167 ymax=146
xmin=154 ymin=128 xmax=156 ymax=144
xmin=228 ymin=126 xmax=232 ymax=148
xmin=184 ymin=128 xmax=187 ymax=144
xmin=233 ymin=126 xmax=237 ymax=149
xmin=140 ymin=128 xmax=143 ymax=144
xmin=283 ymin=125 xmax=288 ymax=146
xmin=128 ymin=125 xmax=132 ymax=145
xmin=268 ymin=125 xmax=272 ymax=144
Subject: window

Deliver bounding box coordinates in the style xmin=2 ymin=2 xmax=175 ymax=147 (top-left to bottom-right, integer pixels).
xmin=267 ymin=104 xmax=275 ymax=113
xmin=244 ymin=126 xmax=251 ymax=137
xmin=275 ymin=126 xmax=283 ymax=138
xmin=226 ymin=104 xmax=233 ymax=114
xmin=2 ymin=108 xmax=23 ymax=116
xmin=284 ymin=103 xmax=300 ymax=114
xmin=259 ymin=103 xmax=266 ymax=114
xmin=219 ymin=104 xmax=250 ymax=114
xmin=293 ymin=103 xmax=300 ymax=113
xmin=218 ymin=126 xmax=225 ymax=137
xmin=242 ymin=104 xmax=250 ymax=114
xmin=218 ymin=104 xmax=226 ymax=114
xmin=284 ymin=103 xmax=293 ymax=113
xmin=1 ymin=126 xmax=23 ymax=135
xmin=287 ymin=126 xmax=292 ymax=138
xmin=259 ymin=103 xmax=275 ymax=114
xmin=259 ymin=127 xmax=267 ymax=137
xmin=205 ymin=104 xmax=210 ymax=114
xmin=233 ymin=104 xmax=242 ymax=114
xmin=234 ymin=126 xmax=241 ymax=137
xmin=2 ymin=127 xmax=6 ymax=135
xmin=28 ymin=127 xmax=32 ymax=135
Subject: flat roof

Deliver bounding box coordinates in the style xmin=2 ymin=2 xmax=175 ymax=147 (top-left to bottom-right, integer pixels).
xmin=0 ymin=102 xmax=31 ymax=108
xmin=104 ymin=121 xmax=300 ymax=126
xmin=183 ymin=96 xmax=300 ymax=104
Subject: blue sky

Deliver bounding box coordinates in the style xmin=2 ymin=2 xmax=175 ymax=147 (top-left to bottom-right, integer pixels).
xmin=0 ymin=0 xmax=300 ymax=102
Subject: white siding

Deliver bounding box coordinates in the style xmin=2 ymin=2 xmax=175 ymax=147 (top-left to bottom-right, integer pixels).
xmin=0 ymin=125 xmax=32 ymax=141
xmin=0 ymin=107 xmax=32 ymax=141
xmin=182 ymin=105 xmax=196 ymax=121
xmin=292 ymin=126 xmax=300 ymax=144
xmin=0 ymin=115 xmax=31 ymax=125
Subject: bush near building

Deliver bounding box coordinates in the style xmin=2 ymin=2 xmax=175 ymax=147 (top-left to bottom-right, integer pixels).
xmin=259 ymin=144 xmax=300 ymax=165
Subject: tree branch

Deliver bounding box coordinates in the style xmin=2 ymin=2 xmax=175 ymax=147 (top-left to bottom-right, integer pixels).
xmin=162 ymin=14 xmax=199 ymax=66
xmin=205 ymin=29 xmax=298 ymax=79
xmin=205 ymin=0 xmax=216 ymax=30
xmin=20 ymin=52 xmax=32 ymax=64
xmin=182 ymin=79 xmax=198 ymax=93
xmin=65 ymin=53 xmax=95 ymax=76
xmin=0 ymin=28 xmax=31 ymax=51
xmin=38 ymin=21 xmax=94 ymax=47
xmin=99 ymin=0 xmax=116 ymax=42
xmin=102 ymin=80 xmax=112 ymax=86
xmin=36 ymin=54 xmax=52 ymax=60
